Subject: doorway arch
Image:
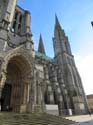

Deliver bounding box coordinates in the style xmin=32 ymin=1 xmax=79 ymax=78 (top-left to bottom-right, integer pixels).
xmin=0 ymin=52 xmax=32 ymax=112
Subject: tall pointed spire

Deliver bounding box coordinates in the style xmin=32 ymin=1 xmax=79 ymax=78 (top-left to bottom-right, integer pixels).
xmin=54 ymin=14 xmax=63 ymax=37
xmin=55 ymin=14 xmax=62 ymax=30
xmin=55 ymin=15 xmax=60 ymax=26
xmin=38 ymin=34 xmax=46 ymax=55
xmin=54 ymin=14 xmax=66 ymax=37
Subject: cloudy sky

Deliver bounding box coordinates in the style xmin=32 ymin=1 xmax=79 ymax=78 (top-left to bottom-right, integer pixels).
xmin=18 ymin=0 xmax=93 ymax=95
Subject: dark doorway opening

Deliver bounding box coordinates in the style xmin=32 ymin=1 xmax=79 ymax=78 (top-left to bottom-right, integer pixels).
xmin=1 ymin=84 xmax=12 ymax=111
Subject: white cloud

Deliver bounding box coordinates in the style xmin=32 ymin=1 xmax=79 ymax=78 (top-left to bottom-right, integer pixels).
xmin=75 ymin=52 xmax=93 ymax=95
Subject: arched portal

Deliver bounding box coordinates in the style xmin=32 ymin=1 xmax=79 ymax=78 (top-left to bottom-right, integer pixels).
xmin=1 ymin=55 xmax=32 ymax=112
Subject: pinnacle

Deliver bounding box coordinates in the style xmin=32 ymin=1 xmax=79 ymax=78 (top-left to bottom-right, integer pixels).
xmin=54 ymin=14 xmax=62 ymax=33
xmin=38 ymin=34 xmax=46 ymax=55
xmin=55 ymin=14 xmax=60 ymax=26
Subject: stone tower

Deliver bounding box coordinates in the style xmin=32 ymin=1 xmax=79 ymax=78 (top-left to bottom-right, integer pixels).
xmin=0 ymin=0 xmax=34 ymax=113
xmin=0 ymin=0 xmax=34 ymax=52
xmin=53 ymin=15 xmax=88 ymax=114
xmin=0 ymin=0 xmax=17 ymax=51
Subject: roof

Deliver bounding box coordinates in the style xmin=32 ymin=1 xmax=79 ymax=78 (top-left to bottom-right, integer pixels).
xmin=87 ymin=94 xmax=93 ymax=99
xmin=35 ymin=51 xmax=53 ymax=62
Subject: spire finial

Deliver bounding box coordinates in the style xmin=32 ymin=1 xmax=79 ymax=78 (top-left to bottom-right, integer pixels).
xmin=54 ymin=14 xmax=62 ymax=32
xmin=38 ymin=34 xmax=46 ymax=55
xmin=55 ymin=14 xmax=61 ymax=27
xmin=55 ymin=14 xmax=60 ymax=25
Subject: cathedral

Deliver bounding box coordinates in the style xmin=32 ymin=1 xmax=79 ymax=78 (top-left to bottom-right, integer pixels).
xmin=0 ymin=0 xmax=89 ymax=115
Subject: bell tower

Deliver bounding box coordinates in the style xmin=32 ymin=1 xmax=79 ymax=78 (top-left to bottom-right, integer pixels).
xmin=0 ymin=0 xmax=34 ymax=55
xmin=0 ymin=0 xmax=17 ymax=29
xmin=53 ymin=15 xmax=89 ymax=114
xmin=0 ymin=0 xmax=17 ymax=52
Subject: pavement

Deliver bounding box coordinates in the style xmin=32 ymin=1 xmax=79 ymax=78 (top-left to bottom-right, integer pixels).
xmin=65 ymin=114 xmax=93 ymax=125
xmin=72 ymin=121 xmax=93 ymax=125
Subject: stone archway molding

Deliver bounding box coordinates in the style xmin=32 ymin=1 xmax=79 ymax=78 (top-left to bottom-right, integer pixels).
xmin=0 ymin=47 xmax=34 ymax=112
xmin=1 ymin=47 xmax=33 ymax=87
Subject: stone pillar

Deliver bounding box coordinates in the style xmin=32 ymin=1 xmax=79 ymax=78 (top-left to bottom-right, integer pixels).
xmin=36 ymin=80 xmax=42 ymax=105
xmin=44 ymin=66 xmax=54 ymax=104
xmin=31 ymin=70 xmax=38 ymax=112
xmin=23 ymin=83 xmax=27 ymax=104
xmin=0 ymin=74 xmax=6 ymax=111
xmin=33 ymin=71 xmax=44 ymax=113
xmin=61 ymin=83 xmax=70 ymax=115
xmin=40 ymin=81 xmax=46 ymax=112
xmin=0 ymin=86 xmax=3 ymax=111
xmin=24 ymin=11 xmax=33 ymax=53
xmin=26 ymin=84 xmax=29 ymax=104
xmin=0 ymin=85 xmax=3 ymax=99
xmin=25 ymin=83 xmax=29 ymax=103
xmin=58 ymin=100 xmax=63 ymax=115
xmin=25 ymin=11 xmax=31 ymax=33
xmin=20 ymin=81 xmax=30 ymax=113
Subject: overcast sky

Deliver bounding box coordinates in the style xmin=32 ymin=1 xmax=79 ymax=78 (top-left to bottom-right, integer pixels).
xmin=18 ymin=0 xmax=93 ymax=95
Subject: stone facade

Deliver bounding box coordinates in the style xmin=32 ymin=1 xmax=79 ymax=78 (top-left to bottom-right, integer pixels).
xmin=0 ymin=0 xmax=89 ymax=115
xmin=87 ymin=95 xmax=93 ymax=113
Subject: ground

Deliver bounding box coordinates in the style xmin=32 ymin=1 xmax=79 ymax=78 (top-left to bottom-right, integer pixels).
xmin=66 ymin=114 xmax=93 ymax=125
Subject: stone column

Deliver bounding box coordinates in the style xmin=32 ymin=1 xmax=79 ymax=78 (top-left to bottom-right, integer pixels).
xmin=44 ymin=65 xmax=54 ymax=104
xmin=25 ymin=11 xmax=31 ymax=33
xmin=61 ymin=83 xmax=70 ymax=115
xmin=40 ymin=81 xmax=46 ymax=112
xmin=30 ymin=69 xmax=37 ymax=113
xmin=36 ymin=80 xmax=42 ymax=105
xmin=0 ymin=58 xmax=6 ymax=111
xmin=23 ymin=83 xmax=27 ymax=104
xmin=33 ymin=71 xmax=45 ymax=113
xmin=0 ymin=58 xmax=2 ymax=80
xmin=20 ymin=80 xmax=30 ymax=113
xmin=0 ymin=85 xmax=3 ymax=111
xmin=0 ymin=74 xmax=6 ymax=111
